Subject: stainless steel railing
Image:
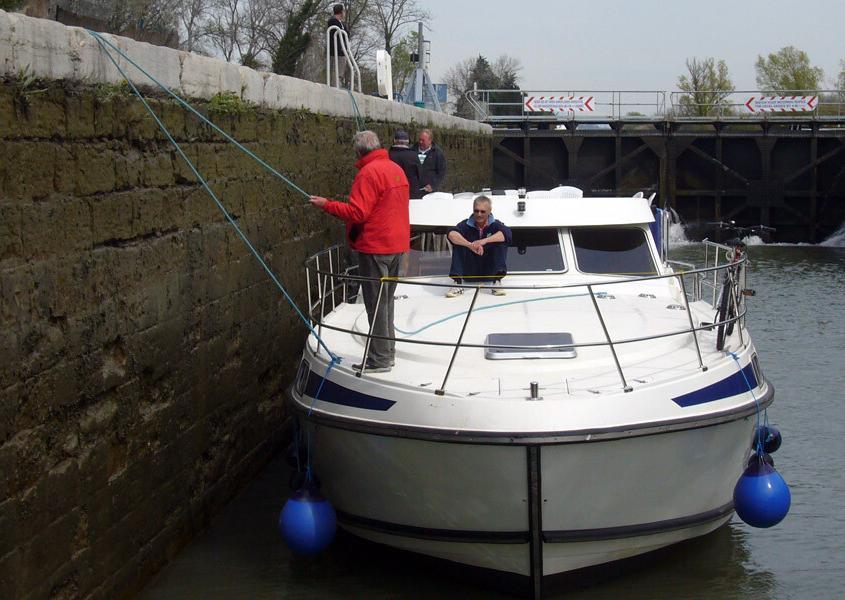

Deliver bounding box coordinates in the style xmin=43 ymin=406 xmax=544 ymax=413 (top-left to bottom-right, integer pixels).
xmin=304 ymin=241 xmax=747 ymax=394
xmin=464 ymin=87 xmax=845 ymax=123
xmin=465 ymin=89 xmax=667 ymax=122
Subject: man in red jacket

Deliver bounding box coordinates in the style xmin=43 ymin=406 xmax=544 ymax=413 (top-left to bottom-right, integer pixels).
xmin=310 ymin=130 xmax=410 ymax=373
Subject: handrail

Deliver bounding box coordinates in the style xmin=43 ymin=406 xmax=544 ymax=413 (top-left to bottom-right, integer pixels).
xmin=463 ymin=87 xmax=845 ymax=122
xmin=326 ymin=25 xmax=362 ymax=93
xmin=303 ymin=240 xmax=747 ymax=394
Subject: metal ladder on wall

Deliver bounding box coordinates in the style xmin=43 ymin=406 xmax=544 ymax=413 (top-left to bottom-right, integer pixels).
xmin=326 ymin=26 xmax=361 ymax=93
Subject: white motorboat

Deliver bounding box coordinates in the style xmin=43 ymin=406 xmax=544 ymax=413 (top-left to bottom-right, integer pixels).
xmin=286 ymin=187 xmax=772 ymax=594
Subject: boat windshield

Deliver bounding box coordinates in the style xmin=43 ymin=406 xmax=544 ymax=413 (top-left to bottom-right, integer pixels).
xmin=570 ymin=227 xmax=657 ymax=275
xmin=406 ymin=227 xmax=565 ymax=276
xmin=507 ymin=228 xmax=565 ymax=272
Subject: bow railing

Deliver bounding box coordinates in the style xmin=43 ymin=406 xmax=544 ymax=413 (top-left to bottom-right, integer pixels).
xmin=304 ymin=240 xmax=747 ymax=395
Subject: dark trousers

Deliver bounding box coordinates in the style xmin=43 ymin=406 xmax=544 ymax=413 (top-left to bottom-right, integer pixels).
xmin=357 ymin=252 xmax=403 ymax=367
xmin=449 ymin=244 xmax=508 ymax=283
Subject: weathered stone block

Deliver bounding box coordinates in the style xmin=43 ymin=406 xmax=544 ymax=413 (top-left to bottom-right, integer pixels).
xmin=20 ymin=92 xmax=67 ymax=139
xmin=18 ymin=357 xmax=79 ymax=427
xmin=114 ymin=148 xmax=144 ymax=190
xmin=16 ymin=319 xmax=67 ymax=382
xmin=140 ymin=151 xmax=175 ymax=188
xmin=0 ymin=427 xmax=49 ymax=498
xmin=75 ymin=145 xmax=117 ymax=196
xmin=18 ymin=509 xmax=81 ymax=594
xmin=79 ymin=398 xmax=120 ymax=436
xmin=0 ymin=261 xmax=31 ymax=323
xmin=90 ymin=191 xmax=135 ymax=245
xmin=0 ymin=546 xmax=22 ymax=600
xmin=19 ymin=197 xmax=91 ymax=260
xmin=132 ymin=187 xmax=185 ymax=237
xmin=65 ymin=92 xmax=97 ymax=139
xmin=52 ymin=144 xmax=77 ymax=194
xmin=0 ymin=383 xmax=19 ymax=445
xmin=3 ymin=141 xmax=56 ymax=200
xmin=16 ymin=458 xmax=80 ymax=543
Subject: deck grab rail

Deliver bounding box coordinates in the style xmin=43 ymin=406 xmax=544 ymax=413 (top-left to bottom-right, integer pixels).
xmin=304 ymin=241 xmax=746 ymax=394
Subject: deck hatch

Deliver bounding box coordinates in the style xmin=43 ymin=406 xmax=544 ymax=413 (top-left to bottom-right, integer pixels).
xmin=484 ymin=332 xmax=577 ymax=360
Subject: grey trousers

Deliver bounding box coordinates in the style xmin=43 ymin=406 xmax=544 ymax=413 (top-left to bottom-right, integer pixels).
xmin=357 ymin=252 xmax=403 ymax=367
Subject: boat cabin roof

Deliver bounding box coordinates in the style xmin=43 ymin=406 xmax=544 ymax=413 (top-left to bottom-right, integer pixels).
xmin=410 ymin=188 xmax=655 ymax=228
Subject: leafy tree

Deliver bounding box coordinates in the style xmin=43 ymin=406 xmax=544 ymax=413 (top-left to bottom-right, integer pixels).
xmin=271 ymin=0 xmax=319 ymax=76
xmin=755 ymin=46 xmax=824 ymax=92
xmin=240 ymin=49 xmax=264 ymax=70
xmin=0 ymin=0 xmax=26 ymax=10
xmin=389 ymin=30 xmax=418 ymax=98
xmin=177 ymin=0 xmax=212 ymax=52
xmin=676 ymin=57 xmax=735 ymax=117
xmin=366 ymin=0 xmax=429 ymax=54
xmin=444 ymin=54 xmax=521 ymax=118
xmin=837 ymin=59 xmax=845 ymax=91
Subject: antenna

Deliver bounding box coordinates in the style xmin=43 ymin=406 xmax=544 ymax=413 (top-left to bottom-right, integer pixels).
xmin=401 ymin=21 xmax=442 ymax=112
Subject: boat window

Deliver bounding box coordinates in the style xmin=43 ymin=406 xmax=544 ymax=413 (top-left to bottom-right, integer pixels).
xmin=570 ymin=228 xmax=656 ymax=275
xmin=507 ymin=228 xmax=565 ymax=272
xmin=405 ymin=228 xmax=565 ymax=276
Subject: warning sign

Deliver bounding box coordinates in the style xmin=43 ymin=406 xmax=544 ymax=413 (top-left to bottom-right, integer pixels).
xmin=743 ymin=96 xmax=817 ymax=113
xmin=524 ymin=96 xmax=594 ymax=113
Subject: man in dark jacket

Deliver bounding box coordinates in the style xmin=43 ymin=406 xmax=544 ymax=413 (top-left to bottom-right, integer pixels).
xmin=327 ymin=4 xmax=347 ymax=57
xmin=388 ymin=130 xmax=423 ymax=198
xmin=445 ymin=196 xmax=512 ymax=298
xmin=327 ymin=4 xmax=348 ymax=86
xmin=309 ymin=130 xmax=410 ymax=372
xmin=413 ymin=128 xmax=447 ymax=194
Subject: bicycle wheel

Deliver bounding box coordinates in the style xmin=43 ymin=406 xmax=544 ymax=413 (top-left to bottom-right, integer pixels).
xmin=715 ymin=276 xmax=736 ymax=351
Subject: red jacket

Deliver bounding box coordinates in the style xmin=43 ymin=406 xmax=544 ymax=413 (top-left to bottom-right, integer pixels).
xmin=322 ymin=148 xmax=410 ymax=254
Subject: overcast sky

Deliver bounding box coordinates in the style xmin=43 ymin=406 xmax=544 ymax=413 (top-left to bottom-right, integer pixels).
xmin=421 ymin=0 xmax=844 ymax=91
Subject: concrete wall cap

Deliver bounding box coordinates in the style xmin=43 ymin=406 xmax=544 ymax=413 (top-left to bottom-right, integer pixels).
xmin=0 ymin=10 xmax=490 ymax=135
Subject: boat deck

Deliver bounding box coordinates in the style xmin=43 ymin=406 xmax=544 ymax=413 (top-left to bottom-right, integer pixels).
xmin=310 ymin=277 xmax=730 ymax=400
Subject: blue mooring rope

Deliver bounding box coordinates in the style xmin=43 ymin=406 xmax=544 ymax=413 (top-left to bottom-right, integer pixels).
xmin=394 ymin=292 xmax=591 ymax=336
xmin=730 ymin=351 xmax=765 ymax=454
xmin=87 ymin=30 xmax=337 ymax=362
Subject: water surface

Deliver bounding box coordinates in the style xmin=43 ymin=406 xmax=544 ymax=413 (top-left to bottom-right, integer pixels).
xmin=142 ymin=244 xmax=845 ymax=599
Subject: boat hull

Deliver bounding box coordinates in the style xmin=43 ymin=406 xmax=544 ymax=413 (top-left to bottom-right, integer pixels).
xmin=303 ymin=414 xmax=754 ymax=576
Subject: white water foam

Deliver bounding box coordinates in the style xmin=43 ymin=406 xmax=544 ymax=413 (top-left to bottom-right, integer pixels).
xmin=742 ymin=235 xmax=766 ymax=246
xmin=667 ymin=222 xmax=692 ymax=246
xmin=820 ymin=222 xmax=845 ymax=247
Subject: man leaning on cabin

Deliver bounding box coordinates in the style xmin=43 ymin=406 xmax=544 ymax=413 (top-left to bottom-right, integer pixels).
xmin=413 ymin=128 xmax=447 ymax=195
xmin=309 ymin=131 xmax=410 ymax=374
xmin=445 ymin=195 xmax=512 ymax=298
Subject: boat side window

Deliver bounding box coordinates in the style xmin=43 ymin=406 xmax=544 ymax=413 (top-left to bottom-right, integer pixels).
xmin=405 ymin=227 xmax=564 ymax=275
xmin=570 ymin=227 xmax=657 ymax=275
xmin=507 ymin=228 xmax=565 ymax=272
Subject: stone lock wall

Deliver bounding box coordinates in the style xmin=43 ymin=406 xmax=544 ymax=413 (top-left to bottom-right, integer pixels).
xmin=0 ymin=76 xmax=491 ymax=599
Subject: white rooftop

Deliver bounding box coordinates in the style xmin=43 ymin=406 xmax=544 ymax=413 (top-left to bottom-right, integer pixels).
xmin=410 ymin=188 xmax=656 ymax=228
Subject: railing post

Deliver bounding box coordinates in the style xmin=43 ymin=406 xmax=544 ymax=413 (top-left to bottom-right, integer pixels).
xmin=357 ymin=278 xmax=385 ymax=378
xmin=328 ymin=249 xmax=336 ymax=311
xmin=587 ymin=285 xmax=632 ymax=392
xmin=679 ymin=275 xmax=706 ymax=371
xmin=315 ymin=254 xmax=323 ymax=306
xmin=305 ymin=264 xmax=313 ymax=326
xmin=435 ymin=287 xmax=481 ymax=396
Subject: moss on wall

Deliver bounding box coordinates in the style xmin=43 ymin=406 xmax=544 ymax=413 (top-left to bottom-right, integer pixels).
xmin=0 ymin=78 xmax=491 ymax=599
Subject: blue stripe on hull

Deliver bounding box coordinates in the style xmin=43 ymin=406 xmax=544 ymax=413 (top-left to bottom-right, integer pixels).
xmin=672 ymin=364 xmax=758 ymax=407
xmin=304 ymin=371 xmax=396 ymax=411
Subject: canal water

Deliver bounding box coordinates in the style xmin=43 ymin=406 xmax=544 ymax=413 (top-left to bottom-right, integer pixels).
xmin=141 ymin=240 xmax=845 ymax=599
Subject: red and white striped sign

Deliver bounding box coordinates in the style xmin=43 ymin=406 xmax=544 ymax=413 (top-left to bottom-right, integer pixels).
xmin=524 ymin=95 xmax=595 ymax=113
xmin=743 ymin=96 xmax=817 ymax=113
